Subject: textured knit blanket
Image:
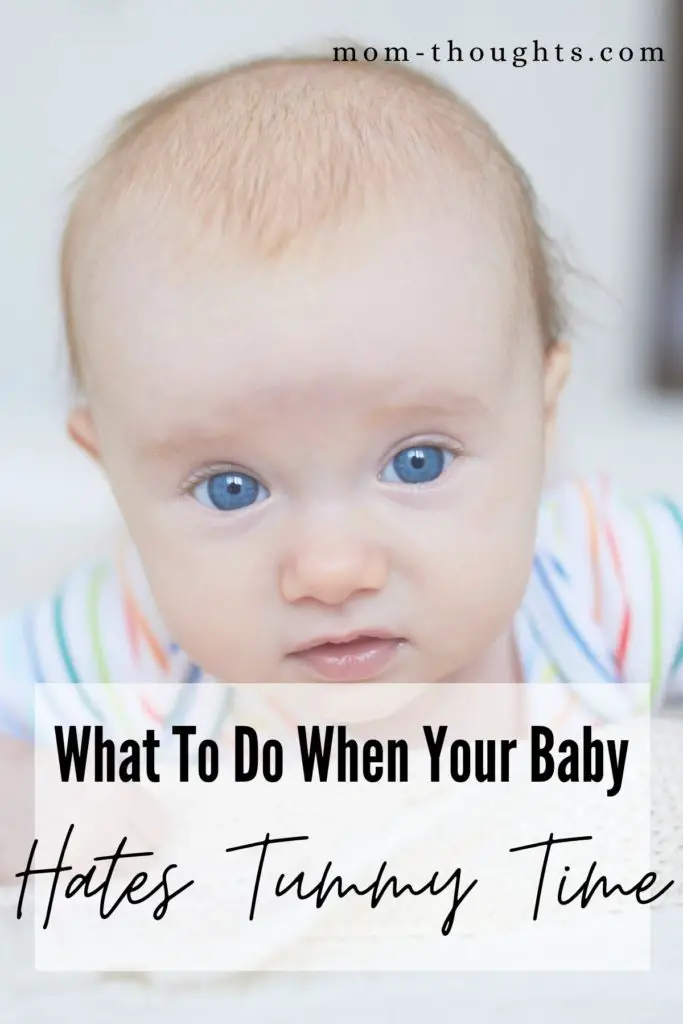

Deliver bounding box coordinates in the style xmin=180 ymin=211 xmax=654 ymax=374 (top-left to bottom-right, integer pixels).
xmin=1 ymin=716 xmax=682 ymax=1020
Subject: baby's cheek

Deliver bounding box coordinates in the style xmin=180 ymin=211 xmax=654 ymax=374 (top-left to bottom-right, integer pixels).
xmin=186 ymin=562 xmax=282 ymax=679
xmin=134 ymin=539 xmax=264 ymax=663
xmin=425 ymin=506 xmax=535 ymax=630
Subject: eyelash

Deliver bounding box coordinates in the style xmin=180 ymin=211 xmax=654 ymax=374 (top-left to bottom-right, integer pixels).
xmin=179 ymin=439 xmax=464 ymax=495
xmin=380 ymin=437 xmax=463 ymax=472
xmin=178 ymin=463 xmax=259 ymax=495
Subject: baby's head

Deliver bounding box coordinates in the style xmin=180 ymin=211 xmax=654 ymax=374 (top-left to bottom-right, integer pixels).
xmin=62 ymin=54 xmax=570 ymax=685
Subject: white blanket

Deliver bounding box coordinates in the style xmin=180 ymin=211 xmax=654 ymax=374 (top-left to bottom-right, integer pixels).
xmin=2 ymin=717 xmax=682 ymax=1022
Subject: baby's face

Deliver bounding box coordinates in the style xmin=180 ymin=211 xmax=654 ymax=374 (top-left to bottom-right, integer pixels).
xmin=72 ymin=197 xmax=557 ymax=684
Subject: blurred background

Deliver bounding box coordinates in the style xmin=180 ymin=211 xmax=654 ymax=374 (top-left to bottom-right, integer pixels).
xmin=0 ymin=0 xmax=680 ymax=610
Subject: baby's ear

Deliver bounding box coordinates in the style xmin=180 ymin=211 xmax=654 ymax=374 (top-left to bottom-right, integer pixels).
xmin=67 ymin=405 xmax=100 ymax=461
xmin=543 ymin=341 xmax=571 ymax=428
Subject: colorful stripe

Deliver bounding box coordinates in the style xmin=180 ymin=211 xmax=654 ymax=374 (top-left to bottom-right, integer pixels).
xmin=88 ymin=563 xmax=133 ymax=730
xmin=578 ymin=480 xmax=602 ymax=623
xmin=532 ymin=554 xmax=617 ymax=683
xmin=87 ymin=565 xmax=111 ymax=684
xmin=120 ymin=582 xmax=169 ymax=673
xmin=634 ymin=506 xmax=663 ymax=703
xmin=601 ymin=511 xmax=630 ymax=678
xmin=53 ymin=590 xmax=104 ymax=723
xmin=22 ymin=611 xmax=45 ymax=684
xmin=659 ymin=497 xmax=683 ymax=677
xmin=53 ymin=592 xmax=81 ymax=684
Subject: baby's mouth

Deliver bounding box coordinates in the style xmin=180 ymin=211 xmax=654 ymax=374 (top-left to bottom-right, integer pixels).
xmin=287 ymin=632 xmax=406 ymax=683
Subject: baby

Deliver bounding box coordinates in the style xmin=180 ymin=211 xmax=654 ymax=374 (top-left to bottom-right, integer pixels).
xmin=2 ymin=53 xmax=683 ymax=878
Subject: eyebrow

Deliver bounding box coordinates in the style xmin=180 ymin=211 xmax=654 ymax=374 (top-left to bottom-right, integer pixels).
xmin=136 ymin=387 xmax=487 ymax=458
xmin=370 ymin=390 xmax=487 ymax=421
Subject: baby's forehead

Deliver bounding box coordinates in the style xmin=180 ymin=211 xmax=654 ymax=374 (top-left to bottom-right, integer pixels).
xmin=75 ymin=187 xmax=525 ymax=417
xmin=63 ymin=60 xmax=540 ymax=396
xmin=134 ymin=370 xmax=494 ymax=454
xmin=81 ymin=253 xmax=533 ymax=475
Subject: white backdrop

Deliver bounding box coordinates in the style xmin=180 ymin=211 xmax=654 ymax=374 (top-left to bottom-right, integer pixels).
xmin=2 ymin=9 xmax=683 ymax=1020
xmin=0 ymin=0 xmax=679 ymax=608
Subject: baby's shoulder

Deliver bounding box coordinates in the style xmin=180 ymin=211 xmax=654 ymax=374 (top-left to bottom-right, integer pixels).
xmin=0 ymin=551 xmax=180 ymax=688
xmin=0 ymin=549 xmax=226 ymax=741
xmin=538 ymin=474 xmax=683 ymax=567
xmin=536 ymin=474 xmax=683 ymax=691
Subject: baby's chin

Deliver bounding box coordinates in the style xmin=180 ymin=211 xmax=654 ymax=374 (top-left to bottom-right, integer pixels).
xmin=248 ymin=680 xmax=434 ymax=728
xmin=189 ymin=631 xmax=504 ymax=726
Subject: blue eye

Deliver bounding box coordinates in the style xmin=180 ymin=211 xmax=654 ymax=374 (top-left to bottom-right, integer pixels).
xmin=380 ymin=445 xmax=454 ymax=485
xmin=192 ymin=471 xmax=268 ymax=511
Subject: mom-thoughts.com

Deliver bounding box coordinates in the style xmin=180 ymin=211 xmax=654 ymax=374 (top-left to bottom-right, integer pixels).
xmin=331 ymin=40 xmax=665 ymax=66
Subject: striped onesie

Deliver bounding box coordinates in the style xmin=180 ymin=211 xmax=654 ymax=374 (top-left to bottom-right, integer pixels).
xmin=1 ymin=475 xmax=683 ymax=741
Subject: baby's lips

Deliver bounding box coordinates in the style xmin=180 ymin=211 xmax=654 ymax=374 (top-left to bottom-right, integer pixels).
xmin=287 ymin=627 xmax=403 ymax=655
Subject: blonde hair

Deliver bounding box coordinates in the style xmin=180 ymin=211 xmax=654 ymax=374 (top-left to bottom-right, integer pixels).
xmin=60 ymin=50 xmax=568 ymax=385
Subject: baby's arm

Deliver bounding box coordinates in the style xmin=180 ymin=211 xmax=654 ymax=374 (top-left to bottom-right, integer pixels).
xmin=0 ymin=735 xmax=32 ymax=882
xmin=539 ymin=476 xmax=683 ymax=708
xmin=556 ymin=478 xmax=683 ymax=705
xmin=612 ymin=489 xmax=683 ymax=706
xmin=0 ymin=731 xmax=167 ymax=885
xmin=0 ymin=550 xmax=176 ymax=883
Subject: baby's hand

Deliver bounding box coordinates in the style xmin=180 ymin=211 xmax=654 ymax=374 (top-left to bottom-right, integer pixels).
xmin=0 ymin=738 xmax=167 ymax=885
xmin=34 ymin=750 xmax=168 ymax=874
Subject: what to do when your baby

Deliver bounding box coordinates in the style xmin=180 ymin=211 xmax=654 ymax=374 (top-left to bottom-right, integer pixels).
xmin=52 ymin=723 xmax=630 ymax=799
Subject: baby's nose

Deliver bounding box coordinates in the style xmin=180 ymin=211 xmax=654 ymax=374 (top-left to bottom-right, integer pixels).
xmin=279 ymin=536 xmax=389 ymax=607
